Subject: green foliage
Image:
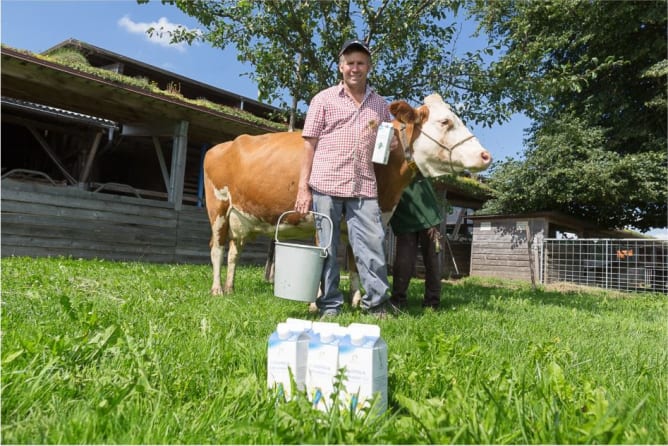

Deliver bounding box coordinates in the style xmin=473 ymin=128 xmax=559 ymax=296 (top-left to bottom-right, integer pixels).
xmin=46 ymin=48 xmax=91 ymax=67
xmin=432 ymin=173 xmax=494 ymax=202
xmin=470 ymin=0 xmax=667 ymax=231
xmin=141 ymin=0 xmax=511 ymax=127
xmin=2 ymin=257 xmax=666 ymax=444
xmin=482 ymin=113 xmax=668 ymax=230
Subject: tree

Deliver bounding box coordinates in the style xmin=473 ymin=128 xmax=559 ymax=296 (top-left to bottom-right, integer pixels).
xmin=483 ymin=114 xmax=666 ymax=231
xmin=139 ymin=0 xmax=513 ymax=129
xmin=470 ymin=0 xmax=667 ymax=232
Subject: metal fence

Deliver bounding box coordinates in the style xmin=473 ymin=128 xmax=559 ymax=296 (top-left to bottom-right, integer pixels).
xmin=540 ymin=238 xmax=668 ymax=293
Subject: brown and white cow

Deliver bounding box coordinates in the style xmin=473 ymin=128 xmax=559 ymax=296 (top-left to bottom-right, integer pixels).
xmin=203 ymin=93 xmax=491 ymax=296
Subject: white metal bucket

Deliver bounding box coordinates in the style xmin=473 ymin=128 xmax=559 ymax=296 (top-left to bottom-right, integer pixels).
xmin=274 ymin=211 xmax=332 ymax=302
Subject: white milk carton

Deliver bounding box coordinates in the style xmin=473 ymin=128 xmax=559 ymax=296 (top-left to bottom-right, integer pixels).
xmin=286 ymin=318 xmax=313 ymax=334
xmin=305 ymin=322 xmax=344 ymax=411
xmin=372 ymin=121 xmax=394 ymax=165
xmin=338 ymin=323 xmax=388 ymax=414
xmin=267 ymin=320 xmax=311 ymax=400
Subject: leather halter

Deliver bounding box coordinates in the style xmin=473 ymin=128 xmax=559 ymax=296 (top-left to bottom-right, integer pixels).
xmin=396 ymin=123 xmax=419 ymax=174
xmin=396 ymin=123 xmax=476 ymax=175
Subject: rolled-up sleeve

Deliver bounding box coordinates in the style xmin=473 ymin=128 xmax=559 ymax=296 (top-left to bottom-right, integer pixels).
xmin=302 ymin=93 xmax=325 ymax=139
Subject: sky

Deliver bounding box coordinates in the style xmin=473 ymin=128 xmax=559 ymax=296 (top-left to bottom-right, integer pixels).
xmin=2 ymin=0 xmax=666 ymax=238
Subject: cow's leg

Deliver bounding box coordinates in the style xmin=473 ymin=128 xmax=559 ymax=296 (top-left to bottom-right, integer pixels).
xmin=347 ymin=243 xmax=363 ymax=307
xmin=210 ymin=243 xmax=225 ymax=295
xmin=209 ymin=212 xmax=227 ymax=296
xmin=264 ymin=240 xmax=275 ymax=283
xmin=224 ymin=238 xmax=243 ymax=294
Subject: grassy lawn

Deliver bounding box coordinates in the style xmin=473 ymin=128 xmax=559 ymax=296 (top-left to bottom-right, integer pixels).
xmin=2 ymin=256 xmax=666 ymax=444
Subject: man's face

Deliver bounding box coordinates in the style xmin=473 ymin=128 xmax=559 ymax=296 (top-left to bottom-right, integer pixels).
xmin=339 ymin=50 xmax=371 ymax=88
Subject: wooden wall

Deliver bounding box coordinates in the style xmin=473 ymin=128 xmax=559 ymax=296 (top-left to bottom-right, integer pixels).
xmin=469 ymin=217 xmax=545 ymax=281
xmin=1 ymin=179 xmax=272 ymax=266
xmin=2 ymin=178 xmax=475 ymax=282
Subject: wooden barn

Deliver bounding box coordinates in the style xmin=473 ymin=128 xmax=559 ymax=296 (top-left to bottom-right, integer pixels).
xmin=1 ymin=39 xmax=287 ymax=265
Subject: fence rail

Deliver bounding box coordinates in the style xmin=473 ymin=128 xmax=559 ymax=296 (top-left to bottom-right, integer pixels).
xmin=540 ymin=238 xmax=667 ymax=294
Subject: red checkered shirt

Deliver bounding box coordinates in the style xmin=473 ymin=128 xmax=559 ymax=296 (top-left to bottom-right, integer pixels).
xmin=302 ymin=84 xmax=391 ymax=198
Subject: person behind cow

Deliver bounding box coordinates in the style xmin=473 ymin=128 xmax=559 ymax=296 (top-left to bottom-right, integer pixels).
xmin=389 ymin=175 xmax=444 ymax=310
xmin=294 ymin=38 xmax=399 ymax=319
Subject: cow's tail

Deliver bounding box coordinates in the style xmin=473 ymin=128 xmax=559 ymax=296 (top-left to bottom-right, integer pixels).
xmin=203 ymin=170 xmax=231 ymax=249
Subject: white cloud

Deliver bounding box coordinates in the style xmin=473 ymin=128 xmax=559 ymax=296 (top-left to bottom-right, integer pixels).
xmin=646 ymin=227 xmax=668 ymax=240
xmin=118 ymin=15 xmax=200 ymax=52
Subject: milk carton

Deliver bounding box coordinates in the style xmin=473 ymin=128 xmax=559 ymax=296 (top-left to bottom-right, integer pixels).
xmin=372 ymin=122 xmax=394 ymax=164
xmin=305 ymin=322 xmax=344 ymax=411
xmin=286 ymin=318 xmax=313 ymax=334
xmin=338 ymin=323 xmax=388 ymax=414
xmin=267 ymin=320 xmax=311 ymax=400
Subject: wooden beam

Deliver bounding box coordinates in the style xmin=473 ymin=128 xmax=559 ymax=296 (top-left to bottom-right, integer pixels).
xmin=152 ymin=136 xmax=171 ymax=192
xmin=122 ymin=123 xmax=176 ymax=137
xmin=26 ymin=125 xmax=77 ymax=185
xmin=169 ymin=120 xmax=189 ymax=210
xmin=80 ymin=130 xmax=104 ymax=184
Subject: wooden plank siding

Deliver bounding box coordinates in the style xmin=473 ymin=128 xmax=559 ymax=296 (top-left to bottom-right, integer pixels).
xmin=0 ymin=178 xmax=271 ymax=265
xmin=2 ymin=179 xmax=476 ymax=280
xmin=469 ymin=217 xmax=545 ymax=281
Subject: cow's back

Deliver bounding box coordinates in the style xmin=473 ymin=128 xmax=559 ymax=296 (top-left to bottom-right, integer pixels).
xmin=203 ymin=132 xmax=305 ymax=226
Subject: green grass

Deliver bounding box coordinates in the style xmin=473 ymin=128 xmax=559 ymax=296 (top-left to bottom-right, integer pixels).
xmin=2 ymin=256 xmax=666 ymax=444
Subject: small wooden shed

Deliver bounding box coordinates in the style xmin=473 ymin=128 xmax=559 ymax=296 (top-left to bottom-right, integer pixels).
xmin=468 ymin=211 xmax=604 ymax=281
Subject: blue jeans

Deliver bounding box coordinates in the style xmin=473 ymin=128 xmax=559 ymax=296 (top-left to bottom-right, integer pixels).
xmin=312 ymin=191 xmax=390 ymax=312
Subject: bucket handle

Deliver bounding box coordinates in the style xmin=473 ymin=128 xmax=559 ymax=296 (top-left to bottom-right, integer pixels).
xmin=275 ymin=210 xmax=333 ymax=253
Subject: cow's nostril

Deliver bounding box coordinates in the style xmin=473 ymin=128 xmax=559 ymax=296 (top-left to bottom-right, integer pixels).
xmin=481 ymin=151 xmax=491 ymax=163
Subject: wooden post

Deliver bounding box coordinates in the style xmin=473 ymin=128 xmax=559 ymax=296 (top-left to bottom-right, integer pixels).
xmin=152 ymin=136 xmax=171 ymax=193
xmin=27 ymin=125 xmax=77 ymax=184
xmin=526 ymin=222 xmax=536 ymax=289
xmin=80 ymin=130 xmax=104 ymax=184
xmin=169 ymin=120 xmax=189 ymax=211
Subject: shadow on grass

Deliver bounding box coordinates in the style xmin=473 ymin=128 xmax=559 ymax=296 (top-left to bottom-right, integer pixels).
xmin=395 ymin=276 xmax=663 ymax=317
xmin=253 ymin=265 xmax=663 ymax=320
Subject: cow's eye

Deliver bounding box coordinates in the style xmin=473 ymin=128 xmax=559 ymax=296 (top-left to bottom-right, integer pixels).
xmin=440 ymin=118 xmax=453 ymax=128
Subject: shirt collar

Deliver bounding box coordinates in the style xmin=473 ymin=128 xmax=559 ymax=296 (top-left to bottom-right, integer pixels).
xmin=337 ymin=82 xmax=372 ymax=101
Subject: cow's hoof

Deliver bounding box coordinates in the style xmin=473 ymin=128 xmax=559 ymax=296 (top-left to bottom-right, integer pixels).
xmin=211 ymin=287 xmax=224 ymax=295
xmin=351 ymin=293 xmax=362 ymax=308
xmin=308 ymin=302 xmax=319 ymax=314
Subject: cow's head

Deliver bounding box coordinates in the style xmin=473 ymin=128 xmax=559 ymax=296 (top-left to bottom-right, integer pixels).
xmin=390 ymin=93 xmax=492 ymax=176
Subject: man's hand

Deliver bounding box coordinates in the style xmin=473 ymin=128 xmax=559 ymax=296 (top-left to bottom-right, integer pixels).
xmin=390 ymin=133 xmax=401 ymax=153
xmin=295 ymin=137 xmax=317 ymax=215
xmin=294 ymin=186 xmax=312 ymax=215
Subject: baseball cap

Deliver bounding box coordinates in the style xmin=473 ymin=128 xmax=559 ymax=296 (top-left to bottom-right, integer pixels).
xmin=338 ymin=39 xmax=371 ymax=57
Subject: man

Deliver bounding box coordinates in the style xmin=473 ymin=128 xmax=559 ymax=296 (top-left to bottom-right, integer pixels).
xmin=389 ymin=176 xmax=443 ymax=310
xmin=294 ymin=38 xmax=397 ymax=319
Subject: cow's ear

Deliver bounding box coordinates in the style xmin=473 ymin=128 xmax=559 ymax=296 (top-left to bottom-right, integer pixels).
xmin=389 ymin=101 xmax=415 ymax=123
xmin=416 ymin=105 xmax=430 ymax=124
